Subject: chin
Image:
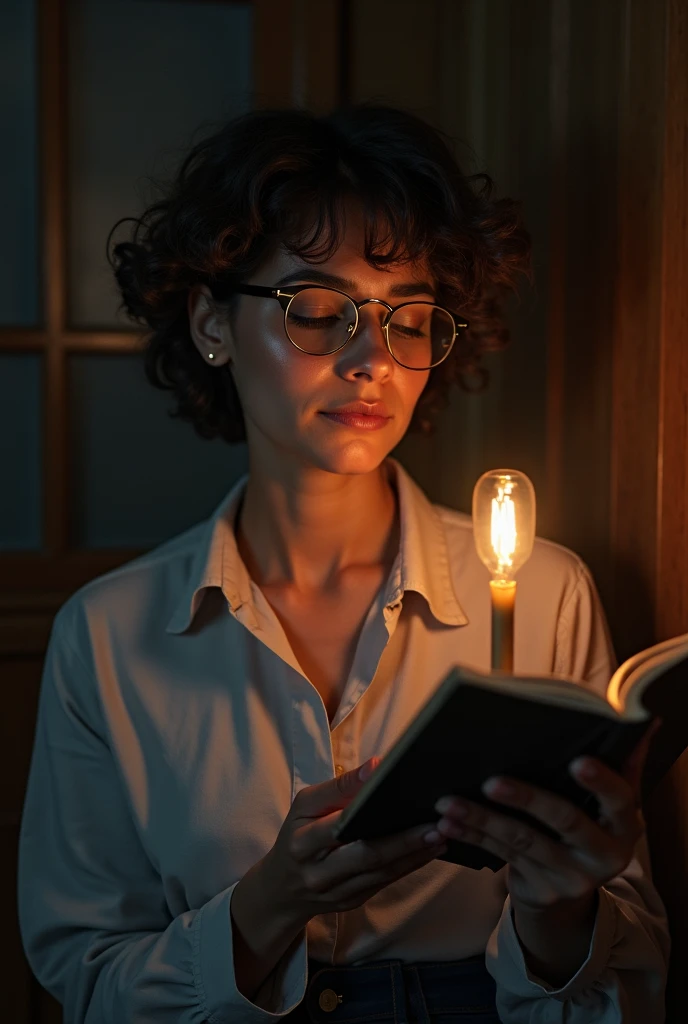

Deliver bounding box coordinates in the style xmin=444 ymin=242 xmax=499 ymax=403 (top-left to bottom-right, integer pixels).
xmin=305 ymin=438 xmax=395 ymax=477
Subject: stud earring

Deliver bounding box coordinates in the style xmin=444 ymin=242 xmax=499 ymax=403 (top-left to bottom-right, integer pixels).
xmin=208 ymin=351 xmax=215 ymax=360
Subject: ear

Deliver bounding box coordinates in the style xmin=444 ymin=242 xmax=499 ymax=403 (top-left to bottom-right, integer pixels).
xmin=188 ymin=284 xmax=234 ymax=366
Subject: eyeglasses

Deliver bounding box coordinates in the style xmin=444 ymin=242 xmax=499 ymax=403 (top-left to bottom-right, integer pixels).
xmin=222 ymin=283 xmax=470 ymax=371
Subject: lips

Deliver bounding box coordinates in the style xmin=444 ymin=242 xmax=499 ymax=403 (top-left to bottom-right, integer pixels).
xmin=322 ymin=402 xmax=391 ymax=418
xmin=319 ymin=409 xmax=391 ymax=431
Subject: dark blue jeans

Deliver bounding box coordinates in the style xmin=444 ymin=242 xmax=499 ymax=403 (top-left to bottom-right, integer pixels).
xmin=285 ymin=955 xmax=502 ymax=1023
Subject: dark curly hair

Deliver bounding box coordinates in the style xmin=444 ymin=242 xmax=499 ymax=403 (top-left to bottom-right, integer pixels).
xmin=108 ymin=104 xmax=532 ymax=442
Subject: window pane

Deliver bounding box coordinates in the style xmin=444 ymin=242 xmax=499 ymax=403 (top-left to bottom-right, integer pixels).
xmin=69 ymin=355 xmax=248 ymax=548
xmin=68 ymin=0 xmax=252 ymax=329
xmin=0 ymin=355 xmax=42 ymax=549
xmin=0 ymin=0 xmax=40 ymax=325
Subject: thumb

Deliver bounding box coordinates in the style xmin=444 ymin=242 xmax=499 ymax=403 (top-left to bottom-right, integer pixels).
xmin=334 ymin=757 xmax=380 ymax=798
xmin=333 ymin=757 xmax=380 ymax=802
xmin=357 ymin=756 xmax=380 ymax=782
xmin=296 ymin=757 xmax=380 ymax=816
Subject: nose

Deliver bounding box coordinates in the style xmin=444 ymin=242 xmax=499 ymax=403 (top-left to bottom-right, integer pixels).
xmin=337 ymin=300 xmax=394 ymax=381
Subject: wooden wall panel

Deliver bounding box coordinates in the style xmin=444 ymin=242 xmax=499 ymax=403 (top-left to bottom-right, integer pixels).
xmin=4 ymin=817 xmax=33 ymax=1024
xmin=0 ymin=657 xmax=52 ymax=1023
xmin=655 ymin=0 xmax=688 ymax=644
xmin=39 ymin=0 xmax=69 ymax=557
xmin=618 ymin=0 xmax=688 ymax=1016
xmin=351 ymin=0 xmax=555 ymax=523
xmin=350 ymin=3 xmax=688 ymax=1018
xmin=549 ymin=0 xmax=624 ymax=605
xmin=252 ymin=0 xmax=342 ymax=112
xmin=609 ymin=0 xmax=668 ymax=660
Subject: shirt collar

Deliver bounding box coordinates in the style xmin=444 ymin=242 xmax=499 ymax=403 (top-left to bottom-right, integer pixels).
xmin=165 ymin=475 xmax=255 ymax=635
xmin=382 ymin=457 xmax=467 ymax=626
xmin=166 ymin=456 xmax=467 ymax=635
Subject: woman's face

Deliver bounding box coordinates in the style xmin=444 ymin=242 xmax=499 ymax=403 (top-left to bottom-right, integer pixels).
xmin=193 ymin=209 xmax=434 ymax=477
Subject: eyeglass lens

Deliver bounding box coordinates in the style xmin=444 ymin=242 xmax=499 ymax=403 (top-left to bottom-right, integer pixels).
xmin=285 ymin=288 xmax=455 ymax=369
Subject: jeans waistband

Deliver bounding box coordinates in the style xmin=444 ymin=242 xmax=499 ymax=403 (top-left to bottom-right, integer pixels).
xmin=294 ymin=955 xmax=500 ymax=1024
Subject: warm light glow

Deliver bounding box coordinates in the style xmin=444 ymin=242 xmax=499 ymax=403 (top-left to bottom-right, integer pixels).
xmin=473 ymin=469 xmax=536 ymax=581
xmin=490 ymin=484 xmax=517 ymax=570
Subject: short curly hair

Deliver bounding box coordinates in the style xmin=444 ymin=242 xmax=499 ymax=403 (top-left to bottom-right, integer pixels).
xmin=108 ymin=104 xmax=531 ymax=442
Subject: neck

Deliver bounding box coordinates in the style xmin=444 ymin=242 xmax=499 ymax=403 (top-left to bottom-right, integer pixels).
xmin=235 ymin=457 xmax=399 ymax=594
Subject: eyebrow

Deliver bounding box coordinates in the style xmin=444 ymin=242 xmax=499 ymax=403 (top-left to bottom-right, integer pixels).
xmin=274 ymin=268 xmax=436 ymax=299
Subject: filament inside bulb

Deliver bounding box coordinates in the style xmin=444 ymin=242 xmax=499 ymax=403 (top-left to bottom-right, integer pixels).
xmin=491 ymin=483 xmax=517 ymax=573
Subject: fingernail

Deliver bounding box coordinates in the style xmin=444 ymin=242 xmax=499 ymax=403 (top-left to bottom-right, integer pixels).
xmin=434 ymin=797 xmax=468 ymax=817
xmin=358 ymin=758 xmax=377 ymax=782
xmin=424 ymin=829 xmax=442 ymax=844
xmin=572 ymin=758 xmax=597 ymax=779
xmin=484 ymin=778 xmax=516 ymax=798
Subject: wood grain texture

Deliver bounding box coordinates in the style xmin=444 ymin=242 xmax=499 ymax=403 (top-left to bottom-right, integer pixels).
xmin=252 ymin=0 xmax=294 ymax=106
xmin=62 ymin=330 xmax=144 ymax=352
xmin=0 ymin=551 xmax=142 ymax=592
xmin=3 ymin=821 xmax=34 ymax=1023
xmin=0 ymin=614 xmax=56 ymax=657
xmin=609 ymin=0 xmax=668 ymax=659
xmin=544 ymin=0 xmax=570 ymax=540
xmin=644 ymin=1 xmax=688 ymax=1017
xmin=0 ymin=330 xmax=46 ymax=351
xmin=253 ymin=0 xmax=341 ymax=112
xmin=656 ymin=0 xmax=688 ymax=642
xmin=301 ymin=0 xmax=341 ymax=113
xmin=40 ymin=0 xmax=69 ymax=557
xmin=0 ymin=658 xmax=47 ymax=1023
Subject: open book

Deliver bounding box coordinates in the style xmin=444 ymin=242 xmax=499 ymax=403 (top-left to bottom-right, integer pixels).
xmin=332 ymin=634 xmax=688 ymax=872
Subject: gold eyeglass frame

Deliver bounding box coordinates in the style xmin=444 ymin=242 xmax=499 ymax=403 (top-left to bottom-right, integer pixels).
xmin=222 ymin=283 xmax=470 ymax=371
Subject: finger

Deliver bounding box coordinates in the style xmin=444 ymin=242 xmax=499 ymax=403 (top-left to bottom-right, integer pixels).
xmin=468 ymin=775 xmax=625 ymax=868
xmin=293 ymin=806 xmax=442 ymax=866
xmin=435 ymin=796 xmax=572 ymax=871
xmin=434 ymin=815 xmax=561 ymax=874
xmin=568 ymin=757 xmax=644 ymax=840
xmin=294 ymin=758 xmax=380 ymax=818
xmin=288 ymin=808 xmax=347 ymax=861
xmin=332 ymin=837 xmax=448 ymax=904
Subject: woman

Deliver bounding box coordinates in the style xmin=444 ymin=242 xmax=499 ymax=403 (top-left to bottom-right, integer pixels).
xmin=18 ymin=105 xmax=668 ymax=1023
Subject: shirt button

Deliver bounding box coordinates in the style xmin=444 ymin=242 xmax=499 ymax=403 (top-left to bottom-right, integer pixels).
xmin=334 ymin=764 xmax=344 ymax=776
xmin=319 ymin=989 xmax=342 ymax=1012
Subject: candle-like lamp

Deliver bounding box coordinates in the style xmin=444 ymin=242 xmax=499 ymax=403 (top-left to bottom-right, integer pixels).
xmin=472 ymin=469 xmax=536 ymax=672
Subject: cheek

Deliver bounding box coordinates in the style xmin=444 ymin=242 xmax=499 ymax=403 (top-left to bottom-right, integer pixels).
xmin=232 ymin=323 xmax=315 ymax=424
xmin=397 ymin=371 xmax=431 ymax=423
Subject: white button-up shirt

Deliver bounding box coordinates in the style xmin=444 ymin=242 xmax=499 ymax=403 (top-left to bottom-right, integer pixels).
xmin=18 ymin=457 xmax=669 ymax=1023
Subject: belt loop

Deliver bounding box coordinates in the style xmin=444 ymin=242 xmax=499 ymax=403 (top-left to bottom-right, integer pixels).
xmin=405 ymin=965 xmax=431 ymax=1024
xmin=389 ymin=961 xmax=408 ymax=1024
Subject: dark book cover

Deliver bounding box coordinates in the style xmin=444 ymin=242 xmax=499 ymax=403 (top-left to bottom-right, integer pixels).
xmin=333 ymin=680 xmax=657 ymax=872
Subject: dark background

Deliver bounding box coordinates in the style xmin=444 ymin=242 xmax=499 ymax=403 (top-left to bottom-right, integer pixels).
xmin=1 ymin=0 xmax=686 ymax=1019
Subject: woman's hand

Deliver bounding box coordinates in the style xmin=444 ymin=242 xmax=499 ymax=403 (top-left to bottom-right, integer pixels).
xmin=259 ymin=757 xmax=448 ymax=925
xmin=433 ymin=722 xmax=659 ymax=914
xmin=231 ymin=758 xmax=447 ymax=1001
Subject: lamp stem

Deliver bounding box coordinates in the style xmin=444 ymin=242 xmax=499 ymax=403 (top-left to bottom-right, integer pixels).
xmin=490 ymin=579 xmax=516 ymax=672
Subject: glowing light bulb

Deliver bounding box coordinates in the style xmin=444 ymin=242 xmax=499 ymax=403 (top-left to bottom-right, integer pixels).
xmin=473 ymin=470 xmax=536 ymax=582
xmin=473 ymin=469 xmax=536 ymax=672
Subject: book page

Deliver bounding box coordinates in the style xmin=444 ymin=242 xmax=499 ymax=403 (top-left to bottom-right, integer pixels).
xmin=608 ymin=635 xmax=688 ymax=715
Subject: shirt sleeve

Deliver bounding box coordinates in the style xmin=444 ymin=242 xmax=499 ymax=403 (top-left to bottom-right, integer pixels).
xmin=485 ymin=834 xmax=670 ymax=1022
xmin=17 ymin=605 xmax=308 ymax=1024
xmin=552 ymin=558 xmax=617 ymax=689
xmin=485 ymin=558 xmax=671 ymax=1022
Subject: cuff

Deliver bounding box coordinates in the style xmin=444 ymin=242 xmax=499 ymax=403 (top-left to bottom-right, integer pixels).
xmin=192 ymin=882 xmax=308 ymax=1022
xmin=485 ymin=888 xmax=618 ymax=1001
